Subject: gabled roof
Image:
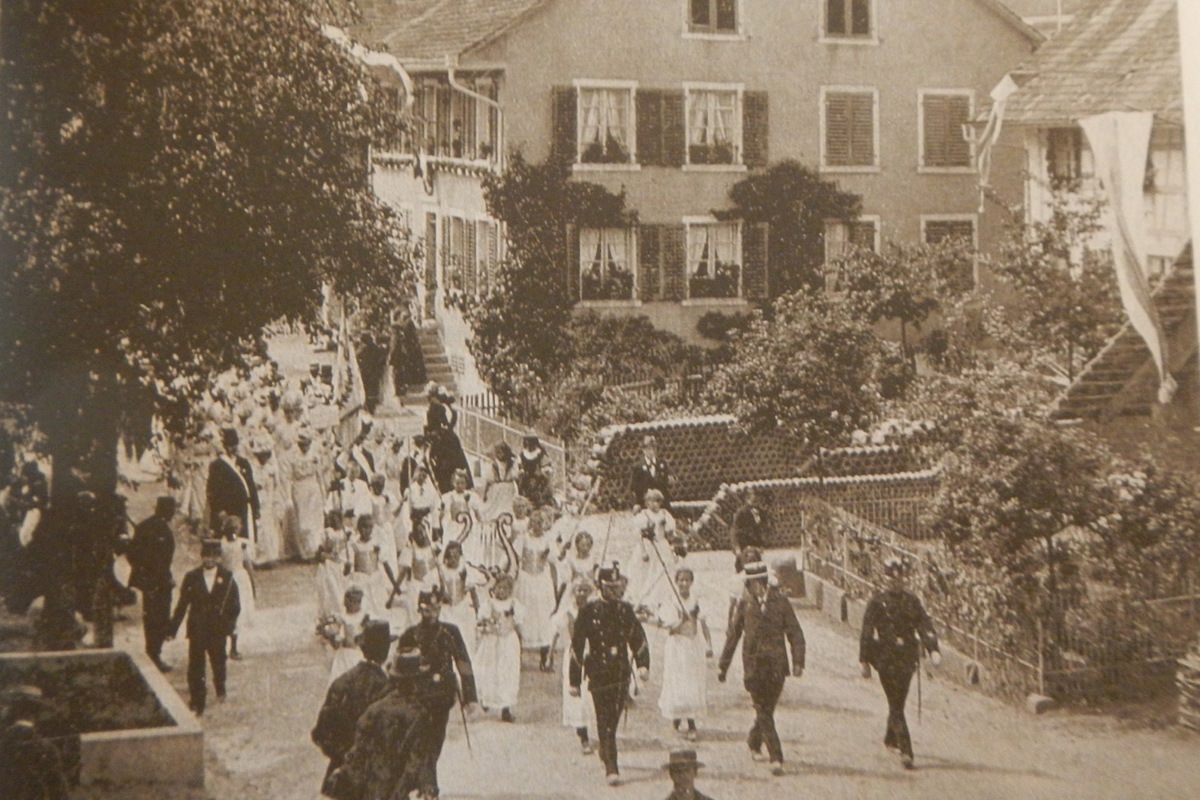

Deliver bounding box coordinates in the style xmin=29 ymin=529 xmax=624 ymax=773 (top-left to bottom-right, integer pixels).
xmin=1002 ymin=0 xmax=1182 ymax=127
xmin=377 ymin=0 xmax=546 ymax=62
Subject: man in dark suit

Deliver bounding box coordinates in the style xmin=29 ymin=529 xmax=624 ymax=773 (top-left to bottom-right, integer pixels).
xmin=312 ymin=620 xmax=394 ymax=791
xmin=395 ymin=589 xmax=478 ymax=800
xmin=206 ymin=428 xmax=259 ymax=540
xmin=168 ymin=539 xmax=241 ymax=716
xmin=128 ymin=496 xmax=177 ymax=671
xmin=629 ymin=435 xmax=673 ymax=512
xmin=730 ymin=489 xmax=770 ymax=573
xmin=570 ymin=564 xmax=650 ymax=787
xmin=718 ymin=561 xmax=805 ymax=776
xmin=860 ymin=556 xmax=941 ymax=770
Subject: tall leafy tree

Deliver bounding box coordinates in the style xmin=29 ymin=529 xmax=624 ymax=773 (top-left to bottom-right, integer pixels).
xmin=0 ymin=0 xmax=414 ymax=643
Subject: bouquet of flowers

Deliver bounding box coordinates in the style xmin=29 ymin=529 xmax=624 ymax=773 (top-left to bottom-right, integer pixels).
xmin=316 ymin=614 xmax=342 ymax=647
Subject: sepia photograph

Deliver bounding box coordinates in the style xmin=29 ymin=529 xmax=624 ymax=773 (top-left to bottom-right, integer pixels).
xmin=1 ymin=1 xmax=1199 ymax=798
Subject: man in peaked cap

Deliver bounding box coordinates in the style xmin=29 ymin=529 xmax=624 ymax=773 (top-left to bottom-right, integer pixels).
xmin=326 ymin=647 xmax=430 ymax=800
xmin=396 ymin=589 xmax=478 ymax=799
xmin=663 ymin=749 xmax=716 ymax=800
xmin=860 ymin=556 xmax=941 ymax=770
xmin=570 ymin=563 xmax=650 ymax=786
xmin=313 ymin=619 xmax=394 ymax=794
xmin=168 ymin=538 xmax=240 ymax=716
xmin=718 ymin=560 xmax=805 ymax=776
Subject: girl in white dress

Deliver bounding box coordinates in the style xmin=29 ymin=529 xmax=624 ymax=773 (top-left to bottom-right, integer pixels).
xmin=550 ymin=578 xmax=596 ymax=753
xmin=439 ymin=468 xmax=485 ymax=565
xmin=347 ymin=515 xmax=389 ymax=618
xmin=481 ymin=442 xmax=519 ymax=524
xmin=325 ymin=586 xmax=369 ymax=686
xmin=474 ymin=573 xmax=525 ymax=721
xmin=315 ymin=510 xmax=353 ymax=620
xmin=556 ymin=531 xmax=598 ymax=608
xmin=398 ymin=522 xmax=439 ymax=624
xmin=219 ymin=515 xmax=256 ymax=660
xmin=628 ymin=488 xmax=678 ymax=610
xmin=652 ymin=567 xmax=712 ymax=740
xmin=438 ymin=541 xmax=486 ymax=656
xmin=514 ymin=510 xmax=558 ymax=671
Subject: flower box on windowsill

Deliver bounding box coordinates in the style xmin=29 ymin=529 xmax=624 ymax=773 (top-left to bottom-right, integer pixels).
xmin=688 ymin=263 xmax=741 ymax=300
xmin=581 ymin=136 xmax=632 ymax=166
xmin=688 ymin=143 xmax=736 ymax=166
xmin=582 ymin=269 xmax=634 ymax=303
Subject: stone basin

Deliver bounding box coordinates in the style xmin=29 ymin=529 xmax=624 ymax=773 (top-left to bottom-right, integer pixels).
xmin=0 ymin=648 xmax=203 ymax=788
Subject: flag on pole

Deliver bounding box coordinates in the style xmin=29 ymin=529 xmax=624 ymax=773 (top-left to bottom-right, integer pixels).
xmin=1079 ymin=111 xmax=1177 ymax=404
xmin=976 ymin=73 xmax=1020 ymax=201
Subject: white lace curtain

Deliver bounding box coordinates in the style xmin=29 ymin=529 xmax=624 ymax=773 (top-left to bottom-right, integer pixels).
xmin=686 ymin=223 xmax=738 ymax=277
xmin=580 ymin=89 xmax=629 ymax=149
xmin=581 ymin=228 xmax=629 ymax=277
xmin=688 ymin=90 xmax=736 ymax=147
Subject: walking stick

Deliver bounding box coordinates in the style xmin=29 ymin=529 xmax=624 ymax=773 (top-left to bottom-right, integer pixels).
xmin=597 ymin=511 xmax=615 ymax=567
xmin=917 ymin=653 xmax=923 ymax=724
xmin=645 ymin=534 xmax=689 ymax=618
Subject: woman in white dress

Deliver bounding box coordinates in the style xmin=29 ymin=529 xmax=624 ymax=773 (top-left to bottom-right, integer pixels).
xmin=286 ymin=429 xmax=326 ymax=560
xmin=651 ymin=567 xmax=712 ymax=740
xmin=513 ymin=509 xmax=558 ymax=671
xmin=550 ymin=578 xmax=596 ymax=753
xmin=250 ymin=438 xmax=283 ymax=565
xmin=219 ymin=515 xmax=256 ymax=660
xmin=473 ymin=573 xmax=525 ymax=721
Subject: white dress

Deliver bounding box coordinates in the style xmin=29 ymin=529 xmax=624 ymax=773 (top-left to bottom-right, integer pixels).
xmin=253 ymin=457 xmax=283 ymax=564
xmin=287 ymin=448 xmax=326 ymax=560
xmin=439 ymin=489 xmax=485 ymax=564
xmin=347 ymin=536 xmax=389 ymax=618
xmin=440 ymin=565 xmax=485 ymax=657
xmin=327 ymin=609 xmax=368 ymax=686
xmin=220 ymin=538 xmax=255 ymax=632
xmin=482 ymin=460 xmax=518 ymax=523
xmin=316 ymin=528 xmax=351 ymax=620
xmin=474 ymin=595 xmax=525 ymax=710
xmin=513 ymin=534 xmax=556 ymax=649
xmin=626 ymin=508 xmax=678 ymax=609
xmin=657 ymin=599 xmax=708 ymax=721
xmin=553 ymin=604 xmax=594 ymax=732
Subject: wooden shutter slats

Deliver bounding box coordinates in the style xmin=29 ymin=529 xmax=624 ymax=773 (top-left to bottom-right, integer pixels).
xmin=661 ymin=225 xmax=687 ymax=300
xmin=637 ymin=225 xmax=661 ymax=301
xmin=743 ymin=222 xmax=769 ymax=301
xmin=552 ymin=86 xmax=577 ymax=162
xmin=662 ymin=91 xmax=687 ymax=168
xmin=637 ymin=89 xmax=664 ymax=167
xmin=744 ymin=91 xmax=769 ymax=168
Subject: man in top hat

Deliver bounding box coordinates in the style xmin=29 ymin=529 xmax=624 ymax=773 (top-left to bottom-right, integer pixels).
xmin=629 ymin=435 xmax=673 ymax=512
xmin=860 ymin=556 xmax=941 ymax=769
xmin=570 ymin=563 xmax=650 ymax=786
xmin=312 ymin=619 xmax=395 ymax=793
xmin=168 ymin=538 xmax=241 ymax=716
xmin=326 ymin=647 xmax=430 ymax=800
xmin=0 ymin=685 xmax=70 ymax=800
xmin=128 ymin=496 xmax=178 ymax=671
xmin=663 ymin=749 xmax=716 ymax=800
xmin=206 ymin=428 xmax=260 ymax=541
xmin=730 ymin=489 xmax=770 ymax=573
xmin=396 ymin=589 xmax=478 ymax=799
xmin=718 ymin=561 xmax=805 ymax=776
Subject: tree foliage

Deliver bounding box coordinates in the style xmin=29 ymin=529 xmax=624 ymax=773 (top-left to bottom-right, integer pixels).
xmin=702 ymin=289 xmax=882 ymax=449
xmin=724 ymin=160 xmax=860 ymax=297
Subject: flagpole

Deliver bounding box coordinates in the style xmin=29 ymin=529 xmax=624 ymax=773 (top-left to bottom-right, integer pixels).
xmin=1176 ymin=0 xmax=1200 ymax=419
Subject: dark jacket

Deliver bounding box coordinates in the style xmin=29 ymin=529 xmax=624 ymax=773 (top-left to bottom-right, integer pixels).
xmin=127 ymin=514 xmax=175 ymax=591
xmin=570 ymin=597 xmax=650 ymax=692
xmin=629 ymin=458 xmax=672 ymax=509
xmin=730 ymin=503 xmax=769 ymax=552
xmin=169 ymin=565 xmax=240 ymax=643
xmin=311 ymin=660 xmax=391 ymax=772
xmin=329 ymin=684 xmax=427 ymax=800
xmin=206 ymin=455 xmax=260 ymax=533
xmin=859 ymin=588 xmax=939 ymax=672
xmin=719 ymin=587 xmax=805 ymax=684
xmin=395 ymin=621 xmax=477 ymax=708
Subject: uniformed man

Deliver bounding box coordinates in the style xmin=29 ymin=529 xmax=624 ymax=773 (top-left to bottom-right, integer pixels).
xmin=395 ymin=589 xmax=478 ymax=799
xmin=168 ymin=538 xmax=241 ymax=716
xmin=859 ymin=556 xmax=941 ymax=769
xmin=628 ymin=435 xmax=673 ymax=512
xmin=570 ymin=563 xmax=650 ymax=787
xmin=127 ymin=496 xmax=178 ymax=671
xmin=718 ymin=561 xmax=805 ymax=776
xmin=325 ymin=647 xmax=429 ymax=800
xmin=312 ymin=619 xmax=394 ymax=794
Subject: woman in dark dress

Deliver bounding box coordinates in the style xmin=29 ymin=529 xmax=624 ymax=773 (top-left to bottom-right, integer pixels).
xmin=517 ymin=434 xmax=555 ymax=509
xmin=425 ymin=384 xmax=472 ymax=493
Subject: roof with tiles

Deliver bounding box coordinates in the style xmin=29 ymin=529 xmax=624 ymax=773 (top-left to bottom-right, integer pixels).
xmin=1001 ymin=0 xmax=1182 ymax=126
xmin=371 ymin=0 xmax=545 ymax=61
xmin=348 ymin=0 xmax=446 ymax=46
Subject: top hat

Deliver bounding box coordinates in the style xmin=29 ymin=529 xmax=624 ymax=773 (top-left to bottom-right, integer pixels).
xmin=220 ymin=428 xmax=239 ymax=447
xmin=882 ymin=556 xmax=907 ymax=577
xmin=154 ymin=495 xmax=177 ymax=515
xmin=742 ymin=561 xmax=769 ymax=582
xmin=200 ymin=539 xmax=222 ymax=558
xmin=663 ymin=749 xmax=704 ymax=770
xmin=360 ymin=619 xmax=394 ymax=652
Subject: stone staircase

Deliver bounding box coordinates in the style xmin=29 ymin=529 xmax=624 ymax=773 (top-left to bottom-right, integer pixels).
xmin=399 ymin=325 xmax=457 ymax=404
xmin=1052 ymin=246 xmax=1196 ymax=421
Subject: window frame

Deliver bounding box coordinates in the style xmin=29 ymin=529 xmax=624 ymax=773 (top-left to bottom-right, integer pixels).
xmin=823 ymin=216 xmax=880 ymax=293
xmin=572 ymin=79 xmax=640 ymax=172
xmin=684 ymin=0 xmax=745 ymax=40
xmin=682 ymin=216 xmax=745 ymax=304
xmin=917 ymin=89 xmax=976 ymax=173
xmin=820 ymin=0 xmax=878 ymax=45
xmin=682 ymin=82 xmax=747 ymax=172
xmin=920 ymin=213 xmax=979 ymax=289
xmin=819 ymin=86 xmax=880 ymax=173
xmin=578 ymin=226 xmax=640 ymax=306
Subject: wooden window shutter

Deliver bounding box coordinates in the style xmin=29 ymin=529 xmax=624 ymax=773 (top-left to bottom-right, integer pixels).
xmin=826 ymin=92 xmax=873 ymax=167
xmin=566 ymin=224 xmax=581 ymax=303
xmin=945 ymin=96 xmax=971 ymax=167
xmin=441 ymin=217 xmax=451 ymax=286
xmin=849 ymin=93 xmax=874 ymax=165
xmin=424 ymin=212 xmax=438 ymax=285
xmin=662 ymin=91 xmax=687 ymax=168
xmin=922 ymin=95 xmax=947 ymax=167
xmin=637 ymin=225 xmax=662 ymax=300
xmin=661 ymin=225 xmax=687 ymax=300
xmin=924 ymin=95 xmax=971 ymax=168
xmin=743 ymin=91 xmax=769 ymax=168
xmin=551 ymin=86 xmax=578 ymax=162
xmin=825 ymin=93 xmax=851 ymax=166
xmin=487 ymin=222 xmax=499 ymax=293
xmin=465 ymin=221 xmax=477 ymax=295
xmin=743 ymin=222 xmax=769 ymax=301
xmin=636 ymin=89 xmax=665 ymax=166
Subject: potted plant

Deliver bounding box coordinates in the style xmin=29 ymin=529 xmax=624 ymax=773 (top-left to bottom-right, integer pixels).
xmin=581 ymin=132 xmax=630 ymax=165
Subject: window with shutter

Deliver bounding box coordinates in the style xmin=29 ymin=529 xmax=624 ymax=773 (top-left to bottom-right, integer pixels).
xmin=824 ymin=0 xmax=873 ymax=39
xmin=689 ymin=0 xmax=738 ymax=34
xmin=823 ymin=89 xmax=876 ymax=169
xmin=922 ymin=216 xmax=976 ymax=291
xmin=576 ymin=84 xmax=635 ymax=165
xmin=579 ymin=228 xmax=637 ymax=302
xmin=684 ymin=85 xmax=743 ymax=166
xmin=824 ymin=219 xmax=879 ymax=263
xmin=920 ymin=92 xmax=973 ymax=170
xmin=551 ymin=86 xmax=578 ymax=162
xmin=685 ymin=220 xmax=742 ymax=299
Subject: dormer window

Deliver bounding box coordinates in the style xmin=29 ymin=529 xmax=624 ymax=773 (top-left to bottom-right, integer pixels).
xmin=690 ymin=0 xmax=738 ymax=34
